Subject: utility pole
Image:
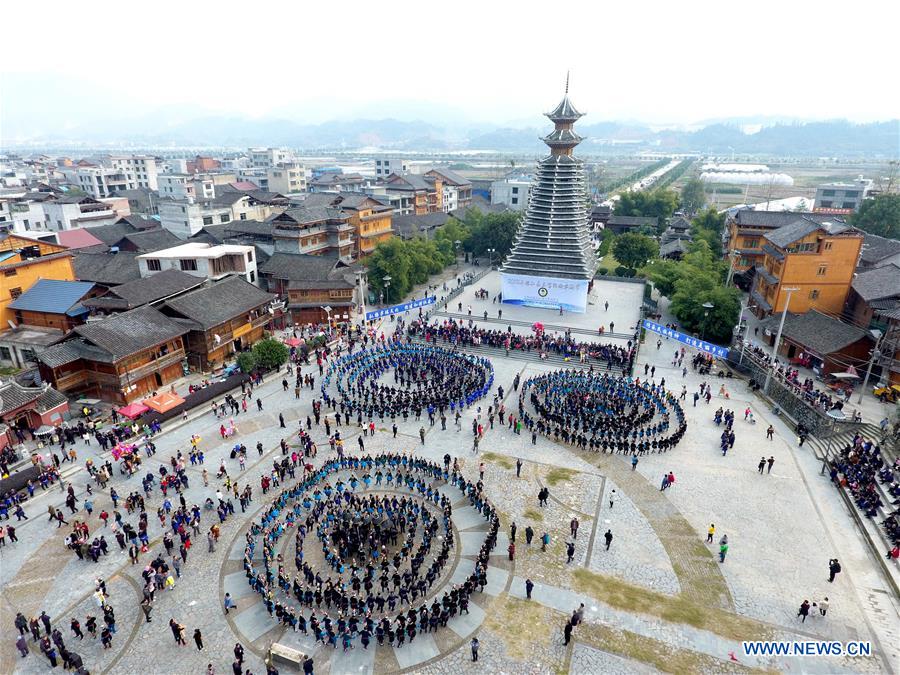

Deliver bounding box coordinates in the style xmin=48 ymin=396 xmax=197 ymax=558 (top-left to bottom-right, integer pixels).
xmin=857 ymin=333 xmax=884 ymax=404
xmin=762 ymin=287 xmax=799 ymax=393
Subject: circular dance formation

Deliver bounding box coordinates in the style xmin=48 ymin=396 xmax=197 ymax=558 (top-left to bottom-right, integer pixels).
xmin=519 ymin=370 xmax=687 ymax=454
xmin=241 ymin=453 xmax=500 ymax=649
xmin=321 ymin=344 xmax=494 ymax=418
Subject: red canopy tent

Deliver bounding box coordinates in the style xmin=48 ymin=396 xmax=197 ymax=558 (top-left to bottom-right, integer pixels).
xmin=117 ymin=402 xmax=149 ymax=420
xmin=284 ymin=337 xmax=302 ymax=347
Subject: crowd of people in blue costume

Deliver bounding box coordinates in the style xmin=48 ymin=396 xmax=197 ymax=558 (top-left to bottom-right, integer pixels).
xmin=242 ymin=453 xmax=499 ymax=651
xmin=320 ymin=344 xmax=494 ymax=419
xmin=519 ymin=370 xmax=687 ymax=454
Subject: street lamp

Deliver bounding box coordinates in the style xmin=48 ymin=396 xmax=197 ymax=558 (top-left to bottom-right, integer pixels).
xmin=322 ymin=305 xmax=333 ymax=328
xmin=382 ymin=275 xmax=392 ymax=305
xmin=700 ymin=302 xmax=714 ymax=341
xmin=724 ymin=249 xmax=740 ymax=288
xmin=454 ymin=240 xmax=462 ymax=269
xmin=486 ymin=247 xmax=496 ymax=269
xmin=762 ymin=287 xmax=800 ymax=393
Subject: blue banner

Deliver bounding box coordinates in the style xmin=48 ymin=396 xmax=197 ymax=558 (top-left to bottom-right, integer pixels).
xmin=366 ymin=296 xmax=436 ymax=321
xmin=642 ymin=319 xmax=729 ymax=359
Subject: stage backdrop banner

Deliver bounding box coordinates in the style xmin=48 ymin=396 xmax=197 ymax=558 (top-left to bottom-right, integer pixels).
xmin=500 ymin=273 xmax=589 ymax=313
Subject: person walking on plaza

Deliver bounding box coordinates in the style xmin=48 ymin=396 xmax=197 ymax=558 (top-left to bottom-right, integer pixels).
xmin=510 ymin=521 xmax=517 ymax=543
xmin=516 ymin=458 xmax=523 ymax=477
xmin=719 ymin=539 xmax=729 ymax=563
xmin=525 ymin=578 xmax=534 ymax=599
xmin=525 ymin=526 xmax=534 ymax=545
xmin=828 ymin=558 xmax=841 ymax=583
xmin=757 ymin=457 xmax=766 ymax=474
xmin=16 ymin=633 xmax=29 ymax=657
xmin=508 ymin=541 xmax=516 ymax=561
xmin=170 ymin=618 xmax=186 ymax=645
xmin=570 ymin=517 xmax=579 ymax=539
xmin=471 ymin=637 xmax=479 ymax=662
xmin=608 ymin=489 xmax=616 ymax=509
xmin=631 ymin=454 xmax=638 ymax=470
xmin=818 ymin=597 xmax=829 ymax=616
xmin=767 ymin=456 xmax=775 ymax=473
xmin=566 ymin=541 xmax=575 ymax=563
xmin=766 ymin=425 xmax=774 ymax=441
xmin=798 ymin=600 xmax=810 ymax=622
xmin=563 ymin=620 xmax=573 ymax=645
xmin=604 ymin=529 xmax=613 ymax=551
xmin=541 ymin=531 xmax=550 ymax=552
xmin=707 ymin=524 xmax=715 ymax=543
xmin=194 ymin=628 xmax=204 ymax=650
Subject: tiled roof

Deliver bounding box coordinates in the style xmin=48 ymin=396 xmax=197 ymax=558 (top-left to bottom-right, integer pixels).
xmin=732 ymin=210 xmax=845 ymax=229
xmin=607 ymin=215 xmax=658 ymax=226
xmin=758 ymin=310 xmax=870 ymax=356
xmin=8 ymin=279 xmax=95 ymax=315
xmin=113 ymin=228 xmax=182 ymax=252
xmin=73 ymin=305 xmax=189 ymax=359
xmin=659 ymin=239 xmax=689 ymax=257
xmin=162 ymin=276 xmax=275 ymax=330
xmin=56 ymin=228 xmax=105 ymax=249
xmin=859 ymin=233 xmax=900 ymax=265
xmin=73 ymin=250 xmax=142 ymax=285
xmin=0 ymin=381 xmax=68 ymax=416
xmin=84 ymin=269 xmax=204 ymax=310
xmin=426 ymin=168 xmax=472 ymax=187
xmin=851 ymin=263 xmax=900 ymax=302
xmin=393 ymin=212 xmax=450 ymax=237
xmin=80 ymin=222 xmax=139 ymax=246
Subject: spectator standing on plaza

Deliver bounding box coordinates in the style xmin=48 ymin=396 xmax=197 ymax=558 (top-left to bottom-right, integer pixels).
xmin=471 ymin=637 xmax=480 ymax=662
xmin=828 ymin=558 xmax=841 ymax=583
xmin=525 ymin=579 xmax=534 ymax=599
xmin=193 ymin=629 xmax=204 ymax=650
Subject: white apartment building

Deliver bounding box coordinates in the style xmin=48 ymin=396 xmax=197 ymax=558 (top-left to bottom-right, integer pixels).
xmin=162 ymin=158 xmax=189 ymax=174
xmin=41 ymin=195 xmax=120 ymax=231
xmin=266 ymin=163 xmax=307 ymax=194
xmin=137 ymin=242 xmax=258 ymax=285
xmin=74 ymin=165 xmax=132 ymax=198
xmin=236 ymin=168 xmax=269 ymax=190
xmin=374 ymin=158 xmax=409 ymax=179
xmin=491 ymin=175 xmax=533 ymax=211
xmin=6 ymin=199 xmax=47 ymax=234
xmin=441 ymin=184 xmax=458 ymax=213
xmin=158 ymin=193 xmax=275 ymax=238
xmin=158 ymin=174 xmax=215 ymax=200
xmin=248 ymin=148 xmax=293 ymax=168
xmin=110 ymin=155 xmax=159 ymax=190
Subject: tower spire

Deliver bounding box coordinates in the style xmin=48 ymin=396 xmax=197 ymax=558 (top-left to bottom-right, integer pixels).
xmin=565 ymin=70 xmax=569 ymax=94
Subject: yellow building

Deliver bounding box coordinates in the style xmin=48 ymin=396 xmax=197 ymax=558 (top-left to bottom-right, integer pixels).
xmin=750 ymin=218 xmax=863 ymax=318
xmin=725 ymin=211 xmax=848 ymax=280
xmin=303 ymin=193 xmax=394 ymax=258
xmin=0 ymin=233 xmax=75 ymax=326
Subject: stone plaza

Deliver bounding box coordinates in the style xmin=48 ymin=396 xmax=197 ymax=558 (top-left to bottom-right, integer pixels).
xmin=1 ymin=275 xmax=898 ymax=675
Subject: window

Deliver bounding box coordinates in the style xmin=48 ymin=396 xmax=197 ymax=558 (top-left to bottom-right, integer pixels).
xmin=817 ymin=265 xmax=827 ymax=276
xmin=220 ymin=214 xmax=229 ymax=223
xmin=841 ymin=202 xmax=856 ymax=210
xmin=512 ymin=187 xmax=519 ymax=194
xmin=9 ymin=286 xmax=22 ymax=299
xmin=239 ymin=213 xmax=247 ymax=220
xmin=824 ymin=241 xmax=833 ymax=250
xmin=146 ymin=259 xmax=162 ymax=271
xmin=0 ymin=346 xmax=11 ymax=361
xmin=249 ymin=270 xmax=256 ymax=283
xmin=844 ymin=190 xmax=859 ymax=198
xmin=180 ymin=259 xmax=198 ymax=271
xmin=4 ymin=269 xmax=16 ymax=277
xmin=809 ymin=289 xmax=820 ymax=300
xmin=822 ymin=189 xmax=835 ymax=197
xmin=247 ymin=251 xmax=253 ymax=262
xmin=511 ymin=197 xmax=518 ymax=205
xmin=202 ymin=216 xmax=213 ymax=225
xmin=820 ymin=201 xmax=833 ymax=208
xmin=743 ymin=237 xmax=759 ymax=249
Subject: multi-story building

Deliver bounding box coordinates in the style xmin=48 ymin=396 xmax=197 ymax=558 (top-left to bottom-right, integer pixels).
xmin=73 ymin=165 xmax=132 ymax=198
xmin=749 ymin=218 xmax=864 ymax=318
xmin=158 ymin=192 xmax=278 ymax=238
xmin=724 ymin=210 xmax=847 ymax=283
xmin=259 ymin=253 xmax=360 ymax=325
xmin=813 ymin=177 xmax=872 ymax=214
xmin=269 ymin=205 xmax=355 ymax=260
xmin=425 ymin=168 xmax=473 ymax=209
xmin=305 ymin=193 xmax=393 ymax=257
xmin=158 ymin=174 xmax=216 ymax=201
xmin=137 ymin=242 xmax=258 ymax=285
xmin=248 ymin=148 xmax=293 ymax=168
xmin=266 ymin=163 xmax=307 ymax=195
xmin=37 ymin=305 xmax=190 ymax=404
xmin=186 ymin=156 xmax=222 ymax=174
xmin=109 ymin=156 xmax=159 ymax=190
xmin=383 ymin=174 xmax=443 ymax=215
xmin=1 ymin=233 xmax=75 ymax=325
xmin=236 ymin=168 xmax=269 ymax=190
xmin=41 ymin=195 xmax=121 ymax=231
xmin=375 ymin=158 xmax=408 ymax=179
xmin=309 ymin=173 xmax=367 ymax=194
xmin=6 ymin=279 xmax=96 ymax=331
xmin=491 ymin=175 xmax=532 ymax=211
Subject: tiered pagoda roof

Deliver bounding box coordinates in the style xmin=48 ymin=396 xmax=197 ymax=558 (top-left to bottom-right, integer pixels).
xmin=501 ymin=87 xmax=595 ymax=280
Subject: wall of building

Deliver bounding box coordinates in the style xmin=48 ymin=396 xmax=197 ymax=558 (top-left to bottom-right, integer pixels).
xmin=0 ymin=255 xmax=75 ymax=326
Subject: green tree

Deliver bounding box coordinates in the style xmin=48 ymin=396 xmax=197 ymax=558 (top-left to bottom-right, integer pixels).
xmin=367 ymin=237 xmax=414 ymax=300
xmin=614 ymin=188 xmax=681 ymax=232
xmin=237 ymin=351 xmax=257 ymax=373
xmin=612 ymin=232 xmax=659 ymax=271
xmin=679 ymin=177 xmax=706 ymax=216
xmin=850 ymin=193 xmax=900 ymax=239
xmin=669 ymin=276 xmax=741 ymax=344
xmin=692 ymin=207 xmax=726 ymax=236
xmin=466 ymin=212 xmax=521 ymax=259
xmin=641 ymin=258 xmax=683 ymax=297
xmin=252 ymin=338 xmax=289 ymax=370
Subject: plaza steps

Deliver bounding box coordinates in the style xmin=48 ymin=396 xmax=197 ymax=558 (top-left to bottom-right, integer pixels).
xmin=430 ymin=310 xmax=637 ymax=342
xmin=407 ymin=335 xmax=630 ymax=373
xmin=806 ymin=429 xmax=900 ymax=595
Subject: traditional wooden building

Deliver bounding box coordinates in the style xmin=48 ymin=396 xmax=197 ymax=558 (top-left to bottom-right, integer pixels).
xmin=259 ymin=253 xmax=359 ymax=325
xmin=37 ymin=306 xmax=189 ymax=404
xmin=160 ymin=276 xmax=276 ymax=371
xmin=7 ymin=279 xmax=97 ymax=330
xmin=269 ymin=206 xmax=355 ymax=260
xmin=0 ymin=380 xmax=69 ymax=452
xmin=1 ymin=232 xmax=75 ymax=325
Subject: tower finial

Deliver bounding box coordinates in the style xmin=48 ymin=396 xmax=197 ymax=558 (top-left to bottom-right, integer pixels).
xmin=565 ymin=71 xmax=570 ymax=94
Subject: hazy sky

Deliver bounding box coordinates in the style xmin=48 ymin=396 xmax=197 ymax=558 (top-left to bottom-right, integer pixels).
xmin=2 ymin=0 xmax=898 ymax=136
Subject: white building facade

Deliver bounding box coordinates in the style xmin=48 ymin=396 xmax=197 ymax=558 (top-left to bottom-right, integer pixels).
xmin=491 ymin=175 xmax=532 ymax=211
xmin=137 ymin=242 xmax=258 ymax=285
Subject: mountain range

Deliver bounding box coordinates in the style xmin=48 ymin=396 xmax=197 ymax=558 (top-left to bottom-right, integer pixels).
xmin=3 ymin=115 xmax=897 ymax=157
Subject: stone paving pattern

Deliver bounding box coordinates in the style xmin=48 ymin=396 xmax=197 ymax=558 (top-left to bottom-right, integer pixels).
xmin=1 ymin=276 xmax=897 ymax=674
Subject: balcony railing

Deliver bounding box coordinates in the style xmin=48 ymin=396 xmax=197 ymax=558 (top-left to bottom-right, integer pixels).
xmin=122 ymin=349 xmax=185 ymax=381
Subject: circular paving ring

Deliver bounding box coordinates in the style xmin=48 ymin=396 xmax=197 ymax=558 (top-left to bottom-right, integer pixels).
xmin=520 ymin=369 xmax=687 ymax=453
